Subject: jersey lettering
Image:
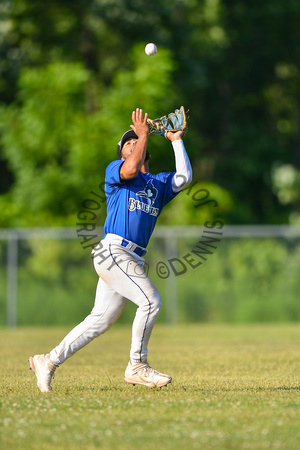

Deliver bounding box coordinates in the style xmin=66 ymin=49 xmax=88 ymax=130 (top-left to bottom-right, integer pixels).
xmin=128 ymin=198 xmax=159 ymax=216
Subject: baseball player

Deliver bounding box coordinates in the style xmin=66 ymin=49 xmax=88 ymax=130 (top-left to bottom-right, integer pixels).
xmin=29 ymin=108 xmax=192 ymax=391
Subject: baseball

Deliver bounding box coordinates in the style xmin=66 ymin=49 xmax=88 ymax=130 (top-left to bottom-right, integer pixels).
xmin=145 ymin=43 xmax=157 ymax=56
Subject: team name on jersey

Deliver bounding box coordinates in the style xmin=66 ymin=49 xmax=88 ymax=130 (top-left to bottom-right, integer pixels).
xmin=128 ymin=198 xmax=159 ymax=217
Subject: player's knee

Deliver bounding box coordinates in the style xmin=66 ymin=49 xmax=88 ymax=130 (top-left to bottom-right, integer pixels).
xmin=136 ymin=290 xmax=161 ymax=312
xmin=149 ymin=289 xmax=162 ymax=313
xmin=154 ymin=290 xmax=162 ymax=310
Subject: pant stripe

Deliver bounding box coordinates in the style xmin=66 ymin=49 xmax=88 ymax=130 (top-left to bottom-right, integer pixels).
xmin=109 ymin=244 xmax=150 ymax=362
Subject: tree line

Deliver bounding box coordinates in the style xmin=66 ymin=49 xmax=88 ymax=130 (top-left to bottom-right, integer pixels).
xmin=0 ymin=0 xmax=300 ymax=227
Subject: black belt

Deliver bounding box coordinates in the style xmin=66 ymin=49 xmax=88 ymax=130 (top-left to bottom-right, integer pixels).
xmin=121 ymin=239 xmax=147 ymax=257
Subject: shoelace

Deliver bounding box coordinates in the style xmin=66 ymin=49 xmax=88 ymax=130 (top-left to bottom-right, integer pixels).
xmin=47 ymin=359 xmax=58 ymax=378
xmin=141 ymin=366 xmax=152 ymax=375
xmin=137 ymin=365 xmax=158 ymax=377
xmin=131 ymin=362 xmax=150 ymax=374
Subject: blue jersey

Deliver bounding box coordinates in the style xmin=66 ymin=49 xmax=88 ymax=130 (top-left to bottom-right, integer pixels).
xmin=104 ymin=160 xmax=178 ymax=248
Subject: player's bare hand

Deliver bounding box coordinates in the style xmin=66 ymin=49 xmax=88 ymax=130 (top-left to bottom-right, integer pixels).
xmin=130 ymin=108 xmax=149 ymax=137
xmin=166 ymin=130 xmax=184 ymax=142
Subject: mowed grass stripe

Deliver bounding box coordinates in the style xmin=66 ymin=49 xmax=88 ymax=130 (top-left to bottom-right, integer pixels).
xmin=0 ymin=324 xmax=299 ymax=449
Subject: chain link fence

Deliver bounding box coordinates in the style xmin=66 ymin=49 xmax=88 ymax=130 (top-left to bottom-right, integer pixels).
xmin=1 ymin=225 xmax=300 ymax=327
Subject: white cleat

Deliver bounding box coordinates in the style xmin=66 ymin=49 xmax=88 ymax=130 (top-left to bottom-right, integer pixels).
xmin=29 ymin=354 xmax=58 ymax=392
xmin=124 ymin=362 xmax=172 ymax=388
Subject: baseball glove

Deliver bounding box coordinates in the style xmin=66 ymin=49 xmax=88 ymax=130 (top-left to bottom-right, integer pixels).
xmin=147 ymin=105 xmax=188 ymax=138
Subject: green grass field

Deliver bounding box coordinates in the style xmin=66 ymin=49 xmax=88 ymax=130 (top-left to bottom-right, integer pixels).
xmin=1 ymin=324 xmax=300 ymax=449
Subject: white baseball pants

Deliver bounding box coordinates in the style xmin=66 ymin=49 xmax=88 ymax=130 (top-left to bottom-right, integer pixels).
xmin=49 ymin=234 xmax=162 ymax=366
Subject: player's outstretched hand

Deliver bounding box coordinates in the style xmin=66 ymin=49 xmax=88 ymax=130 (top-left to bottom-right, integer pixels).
xmin=166 ymin=130 xmax=184 ymax=142
xmin=130 ymin=108 xmax=149 ymax=138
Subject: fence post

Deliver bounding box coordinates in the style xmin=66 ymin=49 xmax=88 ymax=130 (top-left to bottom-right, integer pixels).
xmin=165 ymin=235 xmax=178 ymax=324
xmin=6 ymin=232 xmax=18 ymax=327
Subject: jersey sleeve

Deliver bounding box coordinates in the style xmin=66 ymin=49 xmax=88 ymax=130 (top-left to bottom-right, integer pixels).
xmin=105 ymin=160 xmax=124 ymax=196
xmin=105 ymin=160 xmax=124 ymax=184
xmin=155 ymin=171 xmax=179 ymax=206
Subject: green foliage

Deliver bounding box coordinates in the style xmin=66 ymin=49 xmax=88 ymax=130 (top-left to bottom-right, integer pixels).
xmin=272 ymin=164 xmax=300 ymax=224
xmin=160 ymin=180 xmax=233 ymax=226
xmin=0 ymin=45 xmax=177 ymax=226
xmin=1 ymin=0 xmax=300 ymax=225
xmin=178 ymin=238 xmax=300 ymax=323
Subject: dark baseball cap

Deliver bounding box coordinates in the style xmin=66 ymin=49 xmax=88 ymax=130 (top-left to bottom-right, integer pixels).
xmin=117 ymin=130 xmax=138 ymax=159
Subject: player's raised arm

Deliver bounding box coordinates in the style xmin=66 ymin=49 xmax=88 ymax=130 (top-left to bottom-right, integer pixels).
xmin=119 ymin=108 xmax=149 ymax=181
xmin=166 ymin=130 xmax=193 ymax=193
